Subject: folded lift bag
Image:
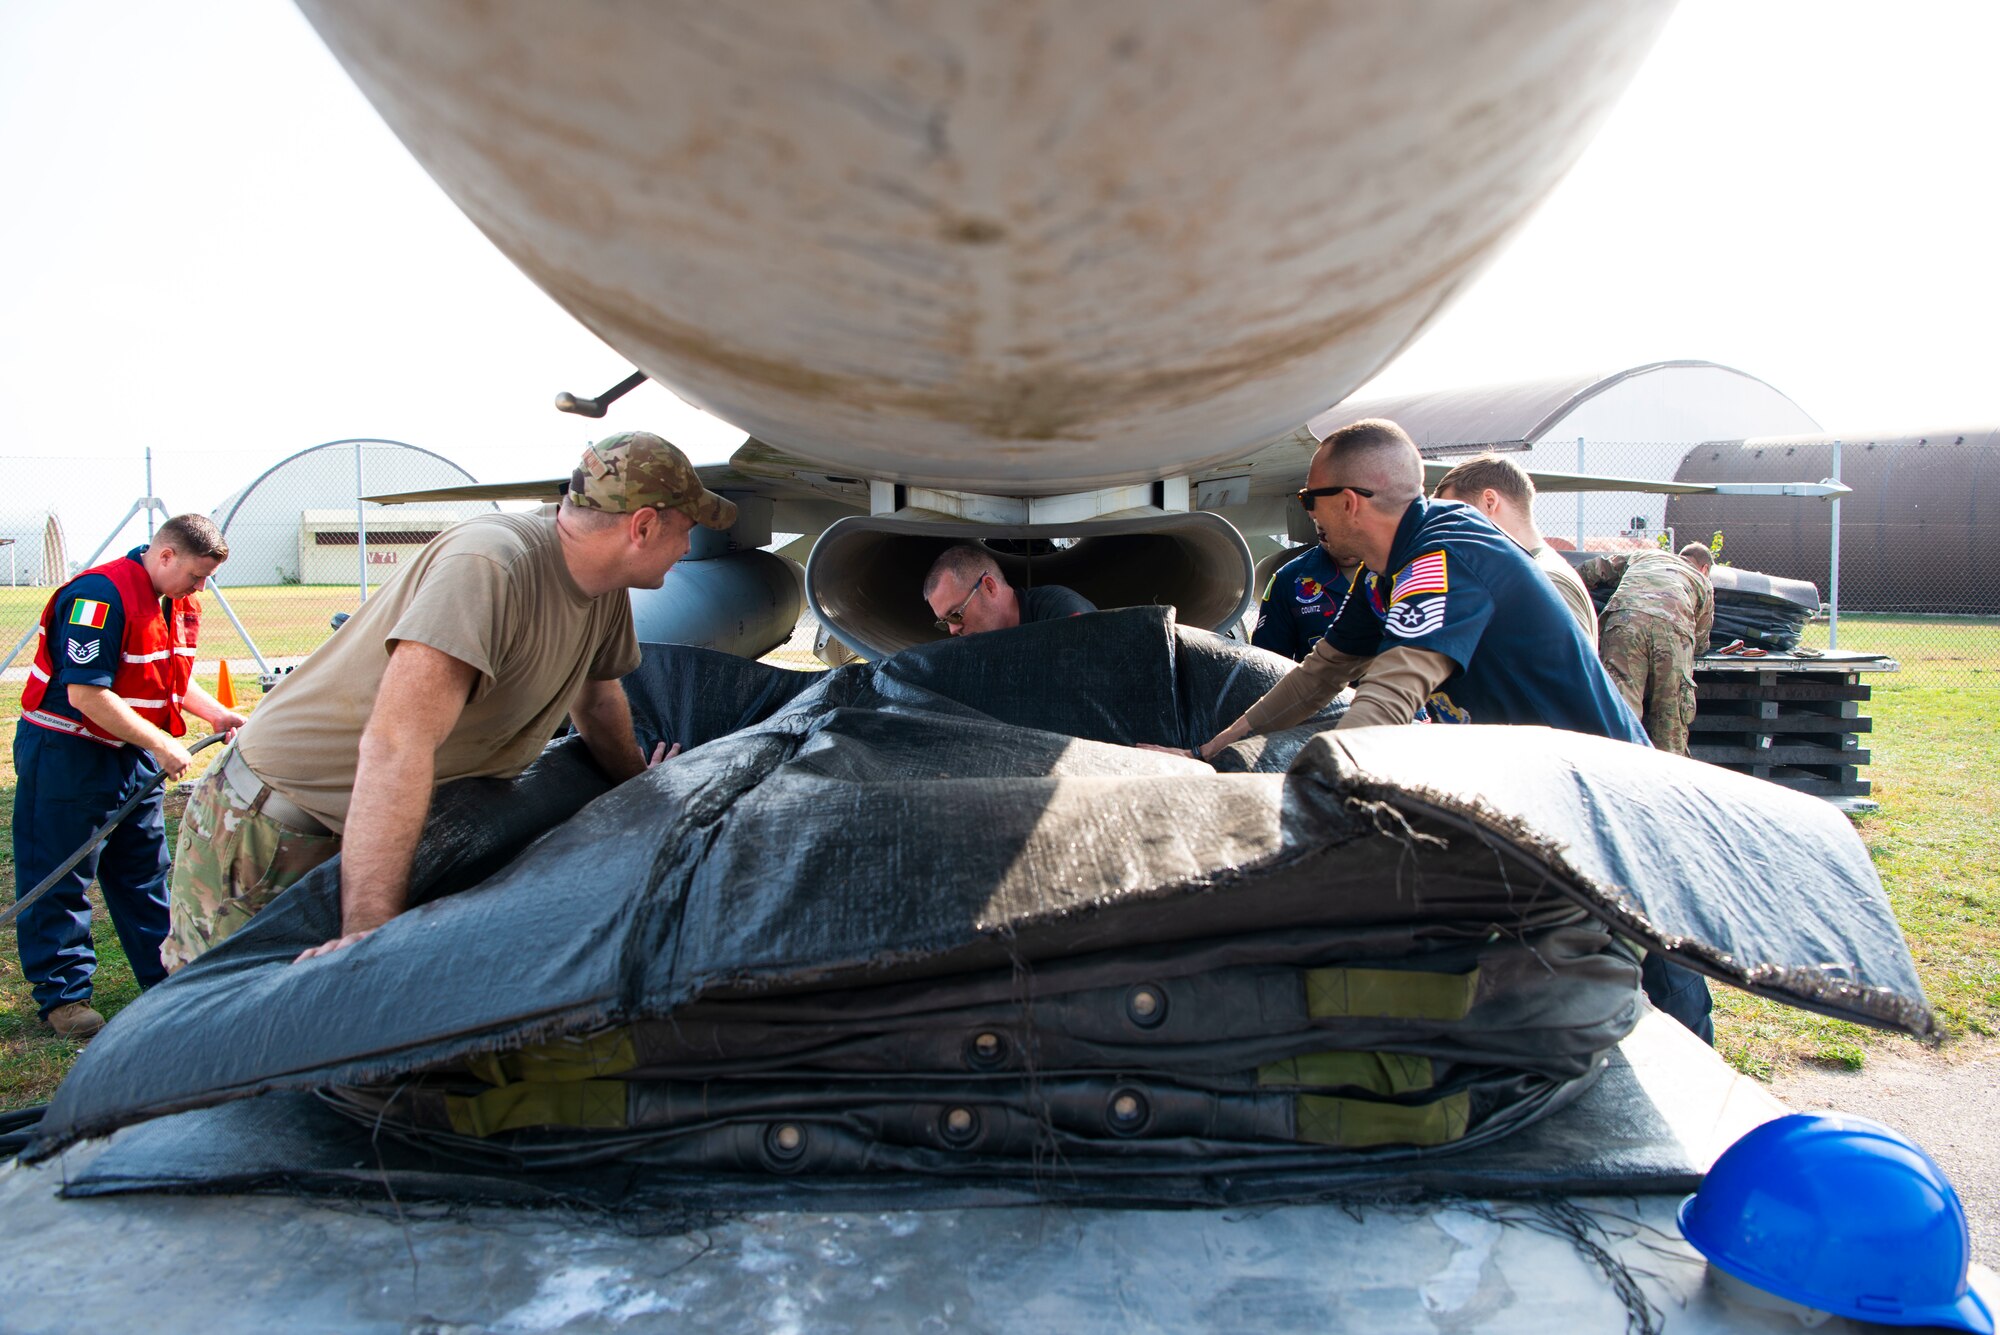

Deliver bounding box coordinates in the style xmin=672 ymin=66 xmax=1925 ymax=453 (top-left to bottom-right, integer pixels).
xmin=28 ymin=608 xmax=1929 ymax=1189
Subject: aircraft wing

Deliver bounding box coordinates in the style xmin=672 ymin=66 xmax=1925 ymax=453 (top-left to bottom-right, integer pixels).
xmin=364 ymin=479 xmax=565 ymax=505
xmin=365 ymin=439 xmax=873 ymax=533
xmin=1198 ymin=430 xmax=1830 ymax=503
xmin=1427 ymin=463 xmax=1724 ymax=494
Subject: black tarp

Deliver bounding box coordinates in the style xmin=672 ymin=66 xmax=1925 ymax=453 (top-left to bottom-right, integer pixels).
xmin=56 ymin=1035 xmax=1711 ymax=1209
xmin=27 ymin=608 xmax=1929 ymax=1186
xmin=1564 ymin=555 xmax=1821 ymax=652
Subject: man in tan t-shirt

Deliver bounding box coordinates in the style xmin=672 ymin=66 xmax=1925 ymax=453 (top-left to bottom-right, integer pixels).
xmin=162 ymin=431 xmax=737 ymax=967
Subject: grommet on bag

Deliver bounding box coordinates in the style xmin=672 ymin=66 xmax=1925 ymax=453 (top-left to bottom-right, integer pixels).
xmin=966 ymin=1030 xmax=1009 ymax=1070
xmin=1125 ymin=984 xmax=1167 ymax=1029
xmin=940 ymin=1106 xmax=980 ymax=1148
xmin=1107 ymin=1087 xmax=1151 ymax=1136
xmin=763 ymin=1122 xmax=807 ymax=1167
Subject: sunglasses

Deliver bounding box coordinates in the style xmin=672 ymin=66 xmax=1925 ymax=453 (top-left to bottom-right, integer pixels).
xmin=933 ymin=573 xmax=989 ymax=631
xmin=1297 ymin=484 xmax=1375 ymax=510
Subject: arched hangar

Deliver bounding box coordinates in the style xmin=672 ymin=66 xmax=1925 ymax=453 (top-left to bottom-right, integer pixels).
xmin=211 ymin=439 xmax=495 ymax=587
xmin=1315 ymin=360 xmax=1823 ymax=541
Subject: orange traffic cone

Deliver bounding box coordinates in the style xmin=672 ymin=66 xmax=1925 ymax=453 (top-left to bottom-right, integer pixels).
xmin=215 ymin=660 xmax=238 ymax=710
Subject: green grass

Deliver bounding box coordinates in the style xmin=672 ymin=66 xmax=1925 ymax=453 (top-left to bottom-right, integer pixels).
xmin=0 ymin=685 xmax=245 ymax=1112
xmin=1 ymin=615 xmax=1994 ymax=1110
xmin=1711 ymin=614 xmax=2000 ymax=1078
xmin=3 ymin=583 xmax=362 ymax=663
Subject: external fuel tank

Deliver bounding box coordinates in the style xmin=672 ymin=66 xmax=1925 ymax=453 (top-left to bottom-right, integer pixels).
xmin=295 ymin=0 xmax=1674 ymax=493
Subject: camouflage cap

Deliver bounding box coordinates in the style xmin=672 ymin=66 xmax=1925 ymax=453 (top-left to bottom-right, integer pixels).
xmin=569 ymin=431 xmax=738 ymax=529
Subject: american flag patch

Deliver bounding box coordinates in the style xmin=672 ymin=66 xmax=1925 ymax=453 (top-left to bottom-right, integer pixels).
xmin=1391 ymin=551 xmax=1448 ymax=603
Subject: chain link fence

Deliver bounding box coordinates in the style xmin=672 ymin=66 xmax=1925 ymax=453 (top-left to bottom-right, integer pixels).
xmin=1 ymin=445 xmax=496 ymax=698
xmin=3 ymin=438 xmax=1994 ymax=700
xmin=1524 ymin=438 xmax=1999 ymax=692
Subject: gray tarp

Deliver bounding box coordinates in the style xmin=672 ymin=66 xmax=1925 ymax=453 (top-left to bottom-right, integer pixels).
xmin=27 ymin=608 xmax=1928 ymax=1185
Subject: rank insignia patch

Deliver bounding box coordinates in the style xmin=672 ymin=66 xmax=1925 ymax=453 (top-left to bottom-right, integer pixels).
xmin=1384 ymin=596 xmax=1447 ymax=639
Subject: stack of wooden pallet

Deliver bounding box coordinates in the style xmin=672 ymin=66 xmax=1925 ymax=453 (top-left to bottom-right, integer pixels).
xmin=1688 ymin=651 xmax=1896 ymax=801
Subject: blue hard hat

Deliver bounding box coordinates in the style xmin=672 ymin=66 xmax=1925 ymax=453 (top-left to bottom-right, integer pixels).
xmin=1680 ymin=1112 xmax=1994 ymax=1333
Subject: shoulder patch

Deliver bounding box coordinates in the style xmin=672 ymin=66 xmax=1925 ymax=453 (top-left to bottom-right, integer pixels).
xmin=66 ymin=638 xmax=103 ymax=664
xmin=1383 ymin=595 xmax=1447 ymax=639
xmin=1390 ymin=551 xmax=1448 ymax=604
xmin=68 ymin=598 xmax=110 ymax=629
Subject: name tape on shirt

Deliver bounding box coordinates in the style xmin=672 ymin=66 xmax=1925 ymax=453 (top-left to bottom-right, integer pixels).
xmin=1390 ymin=551 xmax=1448 ymax=604
xmin=68 ymin=598 xmax=110 ymax=629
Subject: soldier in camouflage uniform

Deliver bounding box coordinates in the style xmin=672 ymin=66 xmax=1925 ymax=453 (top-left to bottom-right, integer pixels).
xmin=164 ymin=432 xmax=737 ymax=969
xmin=162 ymin=770 xmax=342 ymax=968
xmin=1577 ymin=543 xmax=1716 ymax=756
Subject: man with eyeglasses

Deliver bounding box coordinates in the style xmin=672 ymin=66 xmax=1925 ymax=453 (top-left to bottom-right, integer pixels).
xmin=922 ymin=545 xmax=1095 ymax=636
xmin=1164 ymin=419 xmax=1712 ymax=1044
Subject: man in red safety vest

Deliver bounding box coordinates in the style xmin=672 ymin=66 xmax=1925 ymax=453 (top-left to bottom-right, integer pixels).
xmin=13 ymin=513 xmax=246 ymax=1039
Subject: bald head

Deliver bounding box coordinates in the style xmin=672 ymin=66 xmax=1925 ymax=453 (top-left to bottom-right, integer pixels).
xmin=1311 ymin=418 xmax=1424 ymax=510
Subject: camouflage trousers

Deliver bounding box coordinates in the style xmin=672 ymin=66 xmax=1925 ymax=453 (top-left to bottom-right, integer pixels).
xmin=1598 ymin=611 xmax=1698 ymax=756
xmin=162 ymin=760 xmax=341 ymax=970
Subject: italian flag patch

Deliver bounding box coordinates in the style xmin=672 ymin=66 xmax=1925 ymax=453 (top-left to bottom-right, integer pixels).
xmin=68 ymin=599 xmax=109 ymax=629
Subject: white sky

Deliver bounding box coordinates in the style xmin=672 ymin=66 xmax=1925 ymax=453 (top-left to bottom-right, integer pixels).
xmin=2 ymin=0 xmax=1995 ymax=547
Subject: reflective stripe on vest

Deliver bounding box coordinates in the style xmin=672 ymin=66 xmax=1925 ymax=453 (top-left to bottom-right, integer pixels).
xmin=20 ymin=708 xmax=124 ymax=747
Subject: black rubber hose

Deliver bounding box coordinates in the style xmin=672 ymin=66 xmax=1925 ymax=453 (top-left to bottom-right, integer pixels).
xmin=1 ymin=731 xmax=228 ymax=931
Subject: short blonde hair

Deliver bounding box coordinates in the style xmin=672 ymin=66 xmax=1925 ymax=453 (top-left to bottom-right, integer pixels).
xmin=1434 ymin=453 xmax=1534 ymax=509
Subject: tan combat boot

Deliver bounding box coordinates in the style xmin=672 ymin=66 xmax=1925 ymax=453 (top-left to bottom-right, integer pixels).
xmin=43 ymin=1001 xmax=106 ymax=1040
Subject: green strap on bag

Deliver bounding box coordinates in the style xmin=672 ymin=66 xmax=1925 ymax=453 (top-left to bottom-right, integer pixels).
xmin=463 ymin=1027 xmax=639 ymax=1087
xmin=1295 ymin=1090 xmax=1471 ymax=1148
xmin=1257 ymin=1051 xmax=1434 ymax=1094
xmin=1304 ymin=965 xmax=1481 ymax=1022
xmin=445 ymin=1079 xmax=630 ymax=1137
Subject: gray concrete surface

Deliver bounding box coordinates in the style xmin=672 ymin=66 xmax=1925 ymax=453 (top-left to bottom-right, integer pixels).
xmin=1776 ymin=1034 xmax=2000 ymax=1270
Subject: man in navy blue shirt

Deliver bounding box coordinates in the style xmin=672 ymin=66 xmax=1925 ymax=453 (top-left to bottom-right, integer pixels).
xmin=1252 ymin=543 xmax=1358 ymax=661
xmin=1172 ymin=419 xmax=1711 ymax=1041
xmin=14 ymin=515 xmax=244 ymax=1038
xmin=1192 ymin=421 xmax=1644 ymax=742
